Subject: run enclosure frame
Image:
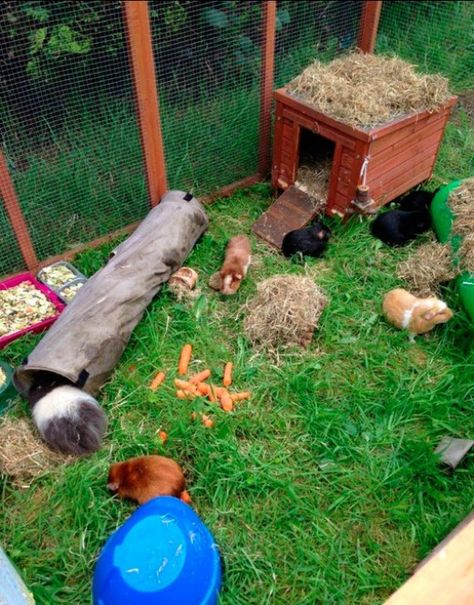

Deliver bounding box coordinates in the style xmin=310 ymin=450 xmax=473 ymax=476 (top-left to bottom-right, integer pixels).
xmin=0 ymin=0 xmax=383 ymax=277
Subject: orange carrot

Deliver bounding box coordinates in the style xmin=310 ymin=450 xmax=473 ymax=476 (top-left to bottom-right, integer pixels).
xmin=150 ymin=371 xmax=166 ymax=391
xmin=219 ymin=388 xmax=233 ymax=412
xmin=174 ymin=379 xmax=198 ymax=394
xmin=189 ymin=369 xmax=211 ymax=384
xmin=178 ymin=344 xmax=192 ymax=375
xmin=230 ymin=391 xmax=251 ymax=402
xmin=201 ymin=414 xmax=214 ymax=428
xmin=177 ymin=389 xmax=195 ymax=400
xmin=158 ymin=430 xmax=168 ymax=444
xmin=180 ymin=490 xmax=192 ymax=504
xmin=223 ymin=362 xmax=233 ymax=387
xmin=196 ymin=382 xmax=211 ymax=396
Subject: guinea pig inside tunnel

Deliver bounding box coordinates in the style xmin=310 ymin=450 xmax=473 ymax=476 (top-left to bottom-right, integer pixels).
xmin=13 ymin=191 xmax=209 ymax=455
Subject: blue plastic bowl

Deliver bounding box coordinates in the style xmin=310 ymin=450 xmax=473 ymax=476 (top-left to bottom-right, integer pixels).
xmin=92 ymin=497 xmax=221 ymax=605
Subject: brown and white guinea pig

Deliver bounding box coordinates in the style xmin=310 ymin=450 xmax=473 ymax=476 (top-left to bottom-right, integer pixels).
xmin=383 ymin=288 xmax=453 ymax=340
xmin=27 ymin=371 xmax=106 ymax=456
xmin=219 ymin=235 xmax=251 ymax=295
xmin=107 ymin=455 xmax=191 ymax=505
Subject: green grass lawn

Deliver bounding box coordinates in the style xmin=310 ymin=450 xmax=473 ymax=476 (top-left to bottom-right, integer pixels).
xmin=1 ymin=174 xmax=474 ymax=603
xmin=1 ymin=2 xmax=474 ymax=602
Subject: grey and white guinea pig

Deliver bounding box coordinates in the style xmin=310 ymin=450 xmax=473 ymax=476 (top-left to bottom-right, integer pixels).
xmin=383 ymin=288 xmax=453 ymax=339
xmin=27 ymin=371 xmax=107 ymax=456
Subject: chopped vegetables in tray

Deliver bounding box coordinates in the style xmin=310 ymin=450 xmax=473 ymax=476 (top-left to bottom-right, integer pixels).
xmin=0 ymin=283 xmax=57 ymax=337
xmin=60 ymin=282 xmax=84 ymax=302
xmin=0 ymin=367 xmax=6 ymax=387
xmin=40 ymin=264 xmax=76 ymax=289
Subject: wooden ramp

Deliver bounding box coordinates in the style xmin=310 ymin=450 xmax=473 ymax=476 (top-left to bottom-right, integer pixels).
xmin=384 ymin=512 xmax=474 ymax=605
xmin=252 ymin=186 xmax=321 ymax=249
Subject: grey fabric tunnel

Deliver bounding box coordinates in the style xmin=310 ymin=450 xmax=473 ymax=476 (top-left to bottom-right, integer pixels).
xmin=14 ymin=190 xmax=208 ymax=397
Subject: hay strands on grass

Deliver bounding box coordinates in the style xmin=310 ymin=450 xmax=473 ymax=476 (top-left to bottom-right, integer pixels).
xmin=243 ymin=275 xmax=327 ymax=353
xmin=397 ymin=240 xmax=458 ymax=297
xmin=0 ymin=417 xmax=72 ymax=487
xmin=449 ymin=178 xmax=474 ymax=273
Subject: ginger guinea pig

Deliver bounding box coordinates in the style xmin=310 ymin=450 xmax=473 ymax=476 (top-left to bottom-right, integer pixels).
xmin=107 ymin=455 xmax=191 ymax=505
xmin=219 ymin=235 xmax=251 ymax=295
xmin=383 ymin=288 xmax=453 ymax=340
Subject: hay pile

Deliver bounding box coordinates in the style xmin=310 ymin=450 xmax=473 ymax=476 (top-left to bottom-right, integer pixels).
xmin=449 ymin=178 xmax=474 ymax=272
xmin=0 ymin=417 xmax=72 ymax=486
xmin=243 ymin=275 xmax=327 ymax=351
xmin=397 ymin=241 xmax=458 ymax=296
xmin=295 ymin=158 xmax=331 ymax=212
xmin=287 ymin=52 xmax=451 ymax=129
xmin=459 ymin=236 xmax=474 ymax=273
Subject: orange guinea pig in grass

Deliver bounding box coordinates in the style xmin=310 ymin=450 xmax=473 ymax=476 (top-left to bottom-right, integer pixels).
xmin=107 ymin=455 xmax=191 ymax=505
xmin=219 ymin=235 xmax=251 ymax=295
xmin=383 ymin=288 xmax=453 ymax=341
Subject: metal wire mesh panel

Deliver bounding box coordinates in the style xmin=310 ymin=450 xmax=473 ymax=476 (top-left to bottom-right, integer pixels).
xmin=0 ymin=204 xmax=24 ymax=276
xmin=150 ymin=0 xmax=264 ymax=194
xmin=275 ymin=0 xmax=363 ymax=88
xmin=377 ymin=1 xmax=474 ymax=90
xmin=0 ymin=1 xmax=148 ymax=274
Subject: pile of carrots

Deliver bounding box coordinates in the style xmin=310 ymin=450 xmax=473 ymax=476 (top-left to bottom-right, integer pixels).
xmin=149 ymin=344 xmax=251 ymax=428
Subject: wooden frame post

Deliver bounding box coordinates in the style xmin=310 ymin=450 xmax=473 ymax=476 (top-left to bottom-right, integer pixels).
xmin=358 ymin=1 xmax=383 ymax=53
xmin=124 ymin=1 xmax=167 ymax=206
xmin=258 ymin=0 xmax=277 ymax=177
xmin=0 ymin=151 xmax=38 ymax=270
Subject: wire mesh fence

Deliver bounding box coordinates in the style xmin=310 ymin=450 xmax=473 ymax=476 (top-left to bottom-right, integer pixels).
xmin=275 ymin=0 xmax=363 ymax=88
xmin=0 ymin=202 xmax=24 ymax=276
xmin=377 ymin=1 xmax=474 ymax=91
xmin=1 ymin=1 xmax=471 ymax=279
xmin=150 ymin=0 xmax=264 ymax=193
xmin=0 ymin=1 xmax=148 ymax=276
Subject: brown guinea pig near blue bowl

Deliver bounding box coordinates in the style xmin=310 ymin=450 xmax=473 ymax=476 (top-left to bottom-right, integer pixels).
xmin=107 ymin=455 xmax=191 ymax=505
xmin=281 ymin=221 xmax=331 ymax=259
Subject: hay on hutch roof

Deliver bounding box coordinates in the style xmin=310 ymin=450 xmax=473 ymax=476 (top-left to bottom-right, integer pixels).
xmin=287 ymin=52 xmax=451 ymax=129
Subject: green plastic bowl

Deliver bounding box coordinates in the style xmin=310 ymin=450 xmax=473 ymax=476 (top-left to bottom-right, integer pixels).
xmin=431 ymin=179 xmax=474 ymax=323
xmin=0 ymin=361 xmax=17 ymax=414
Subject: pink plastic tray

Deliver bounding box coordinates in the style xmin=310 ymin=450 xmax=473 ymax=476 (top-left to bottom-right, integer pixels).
xmin=0 ymin=272 xmax=65 ymax=350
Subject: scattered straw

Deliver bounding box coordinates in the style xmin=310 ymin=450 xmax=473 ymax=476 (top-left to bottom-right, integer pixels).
xmin=295 ymin=157 xmax=331 ymax=212
xmin=397 ymin=241 xmax=458 ymax=296
xmin=168 ymin=282 xmax=201 ymax=302
xmin=0 ymin=417 xmax=72 ymax=487
xmin=243 ymin=275 xmax=327 ymax=351
xmin=459 ymin=235 xmax=474 ymax=273
xmin=449 ymin=178 xmax=474 ymax=272
xmin=208 ymin=272 xmax=221 ymax=291
xmin=287 ymin=52 xmax=451 ymax=129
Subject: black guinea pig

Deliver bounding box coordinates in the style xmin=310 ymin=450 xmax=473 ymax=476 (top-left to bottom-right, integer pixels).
xmin=396 ymin=188 xmax=438 ymax=213
xmin=281 ymin=221 xmax=331 ymax=258
xmin=370 ymin=209 xmax=431 ymax=247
